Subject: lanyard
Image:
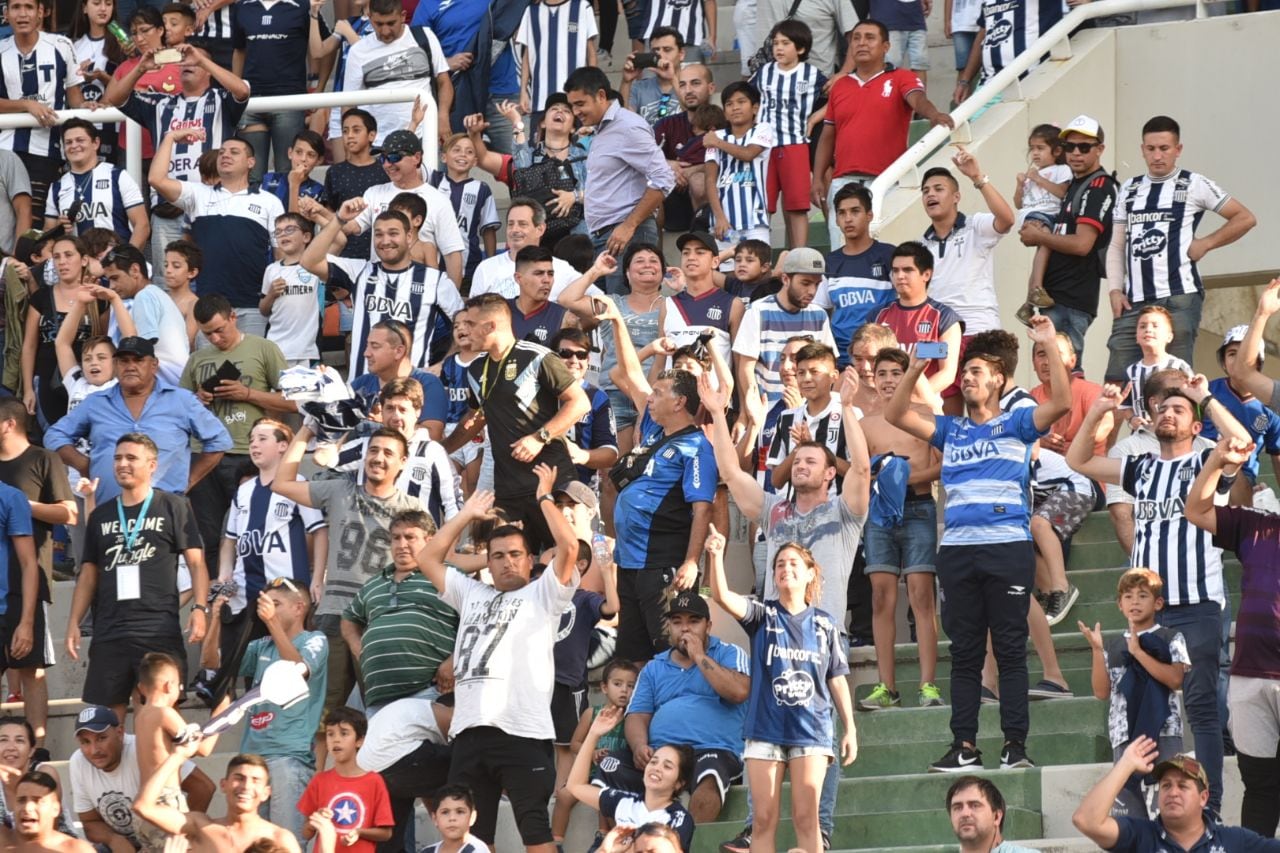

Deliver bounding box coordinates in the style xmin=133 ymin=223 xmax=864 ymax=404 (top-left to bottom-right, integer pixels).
xmin=116 ymin=490 xmax=155 ymax=553
xmin=478 ymin=343 xmax=515 ymax=407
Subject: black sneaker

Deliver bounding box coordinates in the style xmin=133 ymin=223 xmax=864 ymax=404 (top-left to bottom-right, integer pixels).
xmin=928 ymin=744 xmax=983 ymax=773
xmin=719 ymin=826 xmax=751 ymax=853
xmin=1000 ymin=741 xmax=1035 ymax=769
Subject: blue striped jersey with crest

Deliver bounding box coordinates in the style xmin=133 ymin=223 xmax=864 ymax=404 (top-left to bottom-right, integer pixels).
xmin=750 ymin=61 xmax=827 ymax=147
xmin=224 ymin=476 xmax=326 ymax=612
xmin=978 ymin=0 xmax=1066 ymax=78
xmin=0 ymin=32 xmax=82 ymax=157
xmin=516 ymin=0 xmax=598 ymax=112
xmin=705 ymin=122 xmax=776 ymax=232
xmin=930 ymin=406 xmax=1046 ymax=545
xmin=45 ymin=162 xmax=144 ymax=243
xmin=644 ymin=0 xmax=707 ymax=47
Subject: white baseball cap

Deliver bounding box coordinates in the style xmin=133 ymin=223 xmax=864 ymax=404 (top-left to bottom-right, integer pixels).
xmin=1059 ymin=115 xmax=1103 ymax=140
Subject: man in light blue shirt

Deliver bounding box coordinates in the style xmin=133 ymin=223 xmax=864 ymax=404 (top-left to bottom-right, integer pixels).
xmin=44 ymin=336 xmax=232 ymax=504
xmin=100 ymin=245 xmax=191 ymax=384
xmin=564 ymin=65 xmax=675 ymax=295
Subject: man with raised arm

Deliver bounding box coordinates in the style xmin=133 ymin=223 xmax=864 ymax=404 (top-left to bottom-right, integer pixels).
xmin=1229 ymin=277 xmax=1280 ymax=416
xmin=1066 ymin=372 xmax=1251 ymax=819
xmin=886 ymin=315 xmax=1071 ymax=773
xmin=414 ymin=466 xmax=579 ymax=853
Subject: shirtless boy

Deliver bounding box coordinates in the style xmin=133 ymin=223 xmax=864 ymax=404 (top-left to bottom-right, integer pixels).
xmin=11 ymin=771 xmax=94 ymax=853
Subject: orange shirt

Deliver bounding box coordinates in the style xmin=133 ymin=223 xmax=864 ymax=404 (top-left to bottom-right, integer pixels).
xmin=1032 ymin=376 xmax=1105 ymax=455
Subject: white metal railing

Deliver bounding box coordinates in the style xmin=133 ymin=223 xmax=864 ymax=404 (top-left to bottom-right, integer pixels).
xmin=0 ymin=87 xmax=435 ymax=187
xmin=868 ymin=0 xmax=1213 ymax=232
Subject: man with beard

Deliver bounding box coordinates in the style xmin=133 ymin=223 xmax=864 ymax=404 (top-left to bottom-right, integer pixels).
xmin=1067 ymin=376 xmax=1251 ymax=819
xmin=305 ymin=199 xmax=464 ymax=384
xmin=654 ymin=64 xmax=717 ymax=229
xmin=272 ymin=425 xmax=424 ymax=736
xmin=886 ymin=315 xmax=1070 ymax=773
xmin=946 ymin=776 xmax=1036 ymax=853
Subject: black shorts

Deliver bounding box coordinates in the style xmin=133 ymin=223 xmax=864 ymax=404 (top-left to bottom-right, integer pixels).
xmin=551 ymin=682 xmax=589 ymax=745
xmin=596 ymin=746 xmax=742 ymax=803
xmin=615 ymin=567 xmax=675 ymax=663
xmin=1 ymin=601 xmax=55 ymax=670
xmin=448 ymin=726 xmax=555 ymax=846
xmin=83 ymin=635 xmax=188 ymax=707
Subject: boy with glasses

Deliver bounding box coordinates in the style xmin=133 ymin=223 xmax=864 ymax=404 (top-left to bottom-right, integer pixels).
xmin=550 ymin=328 xmax=619 ymax=486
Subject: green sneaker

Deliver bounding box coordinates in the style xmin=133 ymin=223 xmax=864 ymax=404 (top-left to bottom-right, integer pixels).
xmin=858 ymin=682 xmax=901 ymax=711
xmin=919 ymin=682 xmax=945 ymax=707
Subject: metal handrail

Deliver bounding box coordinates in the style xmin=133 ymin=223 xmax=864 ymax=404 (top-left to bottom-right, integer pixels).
xmin=868 ymin=0 xmax=1210 ymax=232
xmin=0 ymin=86 xmax=435 ymax=186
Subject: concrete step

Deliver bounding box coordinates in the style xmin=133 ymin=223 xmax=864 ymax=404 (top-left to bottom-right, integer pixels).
xmin=690 ymin=806 xmax=1043 ymax=852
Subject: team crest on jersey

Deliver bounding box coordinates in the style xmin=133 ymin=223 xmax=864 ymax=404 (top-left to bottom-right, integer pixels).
xmin=990 ymin=423 xmax=1004 ymax=437
xmin=772 ymin=670 xmax=816 ymax=706
xmin=1254 ymin=414 xmax=1270 ymax=433
xmin=1178 ymin=466 xmax=1195 ymax=482
xmin=1132 ymin=227 xmax=1167 ymax=259
xmin=881 ymin=80 xmax=893 ymax=98
xmin=410 ymin=280 xmax=425 ymax=294
xmin=262 ymin=14 xmax=272 ymax=23
xmin=916 ymin=321 xmax=933 ymax=335
xmin=533 ymin=328 xmax=549 ymax=341
xmin=662 ymin=448 xmax=677 ymax=459
xmin=599 ymin=756 xmax=621 ymax=773
xmin=248 ymin=204 xmax=262 ymax=215
xmin=707 ymin=306 xmax=723 ymax=321
xmin=504 ymin=362 xmax=517 ymax=380
xmin=273 ymin=502 xmax=292 ymax=519
xmin=412 ymin=465 xmax=427 ymax=480
xmin=796 ymin=81 xmax=812 ymax=94
xmin=95 ymin=179 xmax=110 ymax=189
xmin=871 ymin=263 xmax=886 ymax=277
xmin=568 ymin=21 xmax=580 ymax=31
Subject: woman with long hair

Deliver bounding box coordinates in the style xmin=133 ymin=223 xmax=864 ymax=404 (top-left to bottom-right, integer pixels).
xmin=70 ymin=0 xmax=127 ymax=135
xmin=565 ymin=706 xmax=696 ymax=852
xmin=706 ymin=529 xmax=858 ymax=853
xmin=20 ymin=236 xmax=105 ymax=427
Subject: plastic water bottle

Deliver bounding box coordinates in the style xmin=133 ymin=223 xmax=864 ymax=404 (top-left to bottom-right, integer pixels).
xmin=591 ymin=532 xmax=612 ymax=568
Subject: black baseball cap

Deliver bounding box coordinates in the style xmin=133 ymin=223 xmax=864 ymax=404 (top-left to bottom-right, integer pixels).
xmin=665 ymin=591 xmax=710 ymax=619
xmin=545 ymin=92 xmax=571 ymax=112
xmin=114 ymin=337 xmax=158 ymax=359
xmin=676 ymin=231 xmax=718 ymax=254
xmin=380 ymin=130 xmax=423 ymax=157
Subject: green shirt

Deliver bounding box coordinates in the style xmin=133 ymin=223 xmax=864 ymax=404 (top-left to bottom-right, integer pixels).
xmin=343 ymin=566 xmax=459 ymax=707
xmin=239 ymin=630 xmax=329 ymax=764
xmin=179 ymin=333 xmax=288 ymax=453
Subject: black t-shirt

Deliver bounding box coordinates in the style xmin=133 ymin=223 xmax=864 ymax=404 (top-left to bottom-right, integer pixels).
xmin=0 ymin=445 xmax=71 ymax=598
xmin=465 ymin=341 xmax=576 ymax=497
xmin=1043 ymin=168 xmax=1118 ymax=317
xmin=27 ymin=288 xmax=102 ymax=422
xmin=82 ymin=490 xmax=202 ymax=641
xmin=724 ymin=274 xmax=783 ymax=303
xmin=324 ymin=161 xmax=386 ymax=261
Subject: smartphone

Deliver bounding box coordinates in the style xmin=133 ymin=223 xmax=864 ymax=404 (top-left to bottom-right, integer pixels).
xmin=916 ymin=341 xmax=949 ymax=360
xmin=153 ymin=48 xmax=183 ymax=64
xmin=632 ymin=52 xmax=661 ymax=70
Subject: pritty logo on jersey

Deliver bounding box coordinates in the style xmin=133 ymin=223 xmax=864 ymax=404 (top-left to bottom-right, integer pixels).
xmin=1132 ymin=228 xmax=1168 ymax=259
xmin=986 ymin=18 xmax=1014 ymax=43
xmin=772 ymin=669 xmax=816 ymax=706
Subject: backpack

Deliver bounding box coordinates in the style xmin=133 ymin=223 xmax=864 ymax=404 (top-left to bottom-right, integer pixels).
xmin=747 ymin=0 xmax=803 ymax=75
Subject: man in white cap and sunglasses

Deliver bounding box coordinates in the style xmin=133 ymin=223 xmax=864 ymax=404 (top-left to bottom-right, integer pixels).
xmin=1198 ymin=325 xmax=1280 ymax=507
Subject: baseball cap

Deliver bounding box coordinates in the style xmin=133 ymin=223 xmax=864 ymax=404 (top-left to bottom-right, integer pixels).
xmin=1154 ymin=754 xmax=1208 ymax=790
xmin=1219 ymin=324 xmax=1263 ymax=365
xmin=114 ymin=336 xmax=158 ymax=359
xmin=544 ymin=92 xmax=571 ymax=112
xmin=75 ymin=705 xmax=120 ymax=734
xmin=781 ymin=247 xmax=825 ymax=275
xmin=380 ymin=130 xmax=423 ymax=157
xmin=1060 ymin=115 xmax=1103 ymax=140
xmin=676 ymin=231 xmax=718 ymax=254
xmin=553 ymin=481 xmax=598 ymax=510
xmin=665 ymin=591 xmax=710 ymax=620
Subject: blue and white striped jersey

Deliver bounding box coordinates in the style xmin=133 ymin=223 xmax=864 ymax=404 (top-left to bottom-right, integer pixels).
xmin=223 ymin=475 xmax=326 ymax=615
xmin=326 ymin=257 xmax=464 ymax=383
xmin=516 ymin=0 xmax=597 ymax=113
xmin=706 ymin=122 xmax=776 ymax=232
xmin=45 ymin=162 xmax=144 ymax=242
xmin=930 ymin=405 xmax=1046 ymax=545
xmin=1124 ymin=354 xmax=1192 ymax=422
xmin=644 ymin=0 xmax=707 ymax=46
xmin=978 ymin=0 xmax=1066 ymax=79
xmin=427 ymin=170 xmax=500 ymax=279
xmin=0 ymin=32 xmax=83 ymax=157
xmin=1114 ymin=169 xmax=1231 ymax=303
xmin=750 ymin=61 xmax=827 ymax=147
xmin=120 ymin=86 xmax=250 ymax=197
xmin=732 ymin=294 xmax=836 ymax=407
xmin=1121 ymin=448 xmax=1225 ymax=607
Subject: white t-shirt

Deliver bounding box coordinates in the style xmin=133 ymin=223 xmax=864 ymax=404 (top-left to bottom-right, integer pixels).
xmin=69 ymin=734 xmax=195 ymax=837
xmin=440 ymin=565 xmax=578 ymax=740
xmin=262 ymin=260 xmax=323 ymax=362
xmin=921 ymin=210 xmax=1006 ymax=335
xmin=354 ymin=181 xmax=466 ymax=261
xmin=357 ymin=694 xmax=447 ymax=772
xmin=340 ymin=27 xmax=449 ymax=146
xmin=1019 ymin=163 xmax=1071 ymax=221
xmin=467 ymin=252 xmax=586 ymax=301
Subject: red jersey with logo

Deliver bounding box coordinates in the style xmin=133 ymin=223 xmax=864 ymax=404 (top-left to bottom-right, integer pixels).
xmin=297 ymin=769 xmax=393 ymax=853
xmin=875 ymin=297 xmax=962 ymax=380
xmin=824 ymin=68 xmax=924 ymax=177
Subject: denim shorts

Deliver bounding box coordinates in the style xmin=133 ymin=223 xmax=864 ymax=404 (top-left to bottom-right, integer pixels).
xmin=888 ymin=29 xmax=930 ymax=70
xmin=864 ymin=497 xmax=938 ymax=575
xmin=744 ymin=739 xmax=834 ymax=762
xmin=606 ymin=386 xmax=639 ymax=429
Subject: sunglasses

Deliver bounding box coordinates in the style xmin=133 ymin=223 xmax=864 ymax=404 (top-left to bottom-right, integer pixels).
xmin=558 ymin=348 xmax=590 ymax=361
xmin=266 ymin=577 xmax=301 ymax=594
xmin=1061 ymin=141 xmax=1099 ymax=153
xmin=379 ymin=152 xmax=408 ymax=164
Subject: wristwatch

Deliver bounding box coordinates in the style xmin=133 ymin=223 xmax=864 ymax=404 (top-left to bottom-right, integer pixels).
xmin=536 ymin=427 xmax=552 ymax=443
xmin=538 ymin=494 xmax=556 ymax=504
xmin=192 ymin=604 xmax=210 ymax=616
xmin=973 ymin=175 xmax=990 ymax=190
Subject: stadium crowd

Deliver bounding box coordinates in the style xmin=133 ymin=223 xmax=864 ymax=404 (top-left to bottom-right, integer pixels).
xmin=0 ymin=0 xmax=1277 ymax=849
